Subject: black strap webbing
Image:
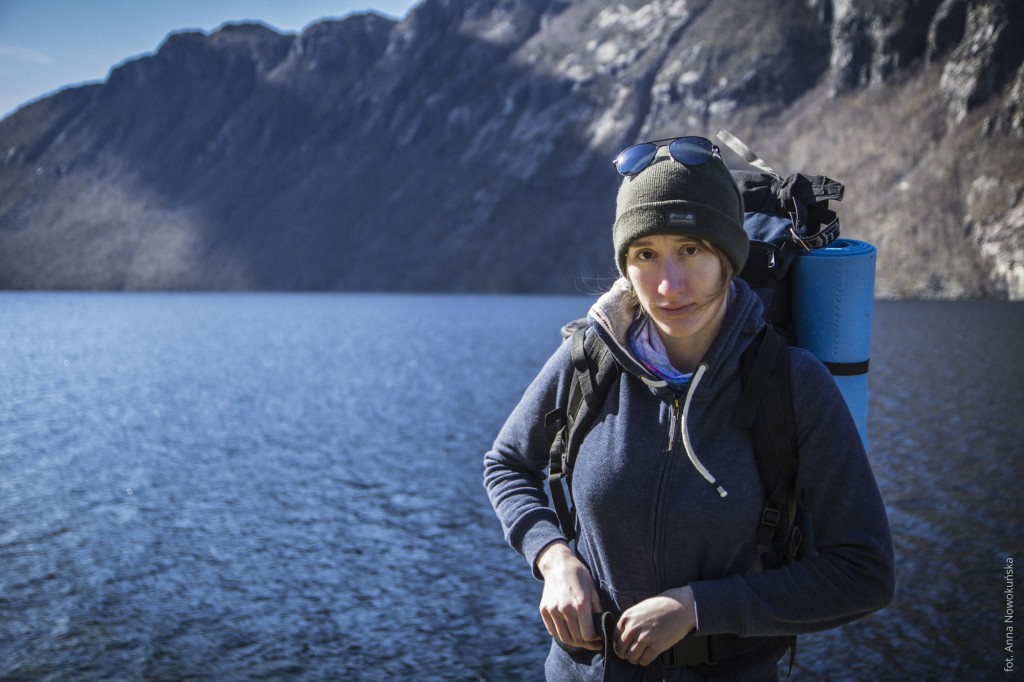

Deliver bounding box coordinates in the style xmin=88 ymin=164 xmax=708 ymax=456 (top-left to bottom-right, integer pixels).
xmin=823 ymin=359 xmax=870 ymax=376
xmin=738 ymin=327 xmax=798 ymax=566
xmin=735 ymin=325 xmax=782 ymax=429
xmin=548 ymin=325 xmax=620 ymax=542
xmin=736 ymin=326 xmax=800 ymax=670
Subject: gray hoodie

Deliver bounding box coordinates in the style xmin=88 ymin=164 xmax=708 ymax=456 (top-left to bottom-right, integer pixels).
xmin=483 ymin=278 xmax=894 ymax=679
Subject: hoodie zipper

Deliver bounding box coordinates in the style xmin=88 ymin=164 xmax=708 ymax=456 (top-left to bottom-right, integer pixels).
xmin=654 ymin=364 xmax=727 ymax=588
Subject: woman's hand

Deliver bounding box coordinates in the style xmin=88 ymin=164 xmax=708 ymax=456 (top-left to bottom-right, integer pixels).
xmin=613 ymin=586 xmax=697 ymax=667
xmin=535 ymin=541 xmax=604 ymax=651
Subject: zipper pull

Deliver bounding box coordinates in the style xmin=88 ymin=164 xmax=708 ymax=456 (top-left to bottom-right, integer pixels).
xmin=668 ymin=397 xmax=681 ymax=451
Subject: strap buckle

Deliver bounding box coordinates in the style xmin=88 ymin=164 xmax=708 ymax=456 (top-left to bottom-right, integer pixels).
xmin=791 ymin=213 xmax=841 ymax=251
xmin=761 ymin=507 xmax=781 ymax=528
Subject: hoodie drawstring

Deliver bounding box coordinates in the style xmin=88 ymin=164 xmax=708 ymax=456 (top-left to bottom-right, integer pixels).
xmin=677 ymin=364 xmax=728 ymax=498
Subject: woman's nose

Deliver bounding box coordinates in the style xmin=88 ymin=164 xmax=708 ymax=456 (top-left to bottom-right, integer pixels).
xmin=658 ymin=259 xmax=686 ymax=296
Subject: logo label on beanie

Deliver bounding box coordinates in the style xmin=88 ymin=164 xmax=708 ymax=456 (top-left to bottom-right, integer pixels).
xmin=666 ymin=211 xmax=697 ymax=227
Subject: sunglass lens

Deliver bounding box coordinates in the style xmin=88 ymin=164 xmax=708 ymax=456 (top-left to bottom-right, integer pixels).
xmin=668 ymin=137 xmax=714 ymax=165
xmin=614 ymin=143 xmax=658 ymax=176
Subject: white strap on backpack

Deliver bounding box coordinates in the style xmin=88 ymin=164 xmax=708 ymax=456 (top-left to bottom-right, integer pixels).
xmin=717 ymin=128 xmax=779 ymax=178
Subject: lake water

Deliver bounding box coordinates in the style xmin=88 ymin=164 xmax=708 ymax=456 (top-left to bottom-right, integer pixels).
xmin=0 ymin=293 xmax=1021 ymax=681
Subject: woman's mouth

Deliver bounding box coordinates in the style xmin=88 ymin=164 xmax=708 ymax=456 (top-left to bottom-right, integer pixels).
xmin=658 ymin=302 xmax=694 ymax=314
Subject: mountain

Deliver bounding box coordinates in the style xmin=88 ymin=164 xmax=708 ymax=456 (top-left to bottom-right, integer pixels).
xmin=1 ymin=0 xmax=1022 ymax=298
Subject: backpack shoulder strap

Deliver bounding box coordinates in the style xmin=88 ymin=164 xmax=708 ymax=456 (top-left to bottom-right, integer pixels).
xmin=736 ymin=326 xmax=799 ymax=567
xmin=545 ymin=324 xmax=620 ymax=542
xmin=737 ymin=325 xmax=809 ymax=672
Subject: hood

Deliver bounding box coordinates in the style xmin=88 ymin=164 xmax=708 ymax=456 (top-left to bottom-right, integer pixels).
xmin=587 ymin=276 xmax=766 ymax=401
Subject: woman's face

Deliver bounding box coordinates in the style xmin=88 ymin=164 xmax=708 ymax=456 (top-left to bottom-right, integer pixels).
xmin=625 ymin=234 xmax=729 ymax=366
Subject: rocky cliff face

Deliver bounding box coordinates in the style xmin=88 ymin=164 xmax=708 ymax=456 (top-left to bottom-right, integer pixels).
xmin=1 ymin=0 xmax=1021 ymax=297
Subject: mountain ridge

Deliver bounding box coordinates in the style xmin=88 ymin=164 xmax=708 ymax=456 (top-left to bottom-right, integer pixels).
xmin=1 ymin=0 xmax=1022 ymax=298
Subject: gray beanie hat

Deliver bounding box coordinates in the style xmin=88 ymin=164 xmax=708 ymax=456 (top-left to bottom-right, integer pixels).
xmin=613 ymin=151 xmax=748 ymax=276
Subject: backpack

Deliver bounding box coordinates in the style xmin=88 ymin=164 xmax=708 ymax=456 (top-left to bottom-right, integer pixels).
xmin=543 ymin=131 xmax=844 ymax=670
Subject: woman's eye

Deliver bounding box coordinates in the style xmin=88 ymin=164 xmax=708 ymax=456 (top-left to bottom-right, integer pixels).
xmin=635 ymin=249 xmax=656 ymax=260
xmin=682 ymin=245 xmax=700 ymax=256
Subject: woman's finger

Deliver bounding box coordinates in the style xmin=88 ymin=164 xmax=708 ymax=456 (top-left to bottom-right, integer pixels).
xmin=612 ymin=627 xmax=631 ymax=659
xmin=540 ymin=608 xmax=558 ymax=640
xmin=637 ymin=645 xmax=661 ymax=668
xmin=542 ymin=607 xmax=573 ymax=646
xmin=562 ymin=606 xmax=596 ymax=648
xmin=625 ymin=638 xmax=646 ymax=665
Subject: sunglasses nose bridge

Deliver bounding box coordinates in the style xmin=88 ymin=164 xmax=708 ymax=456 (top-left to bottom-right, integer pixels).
xmin=614 ymin=136 xmax=716 ymax=176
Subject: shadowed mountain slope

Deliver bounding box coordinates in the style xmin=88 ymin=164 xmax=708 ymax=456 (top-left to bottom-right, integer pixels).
xmin=1 ymin=0 xmax=1021 ymax=297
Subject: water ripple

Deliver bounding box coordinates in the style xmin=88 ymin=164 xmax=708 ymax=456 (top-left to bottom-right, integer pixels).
xmin=0 ymin=294 xmax=1020 ymax=681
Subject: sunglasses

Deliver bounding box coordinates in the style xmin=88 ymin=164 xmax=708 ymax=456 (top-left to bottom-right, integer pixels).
xmin=613 ymin=136 xmax=720 ymax=177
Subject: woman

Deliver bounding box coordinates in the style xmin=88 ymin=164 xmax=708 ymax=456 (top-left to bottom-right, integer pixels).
xmin=483 ymin=137 xmax=895 ymax=681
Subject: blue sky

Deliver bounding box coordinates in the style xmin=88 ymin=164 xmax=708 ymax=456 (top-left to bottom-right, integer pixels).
xmin=0 ymin=0 xmax=421 ymax=118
